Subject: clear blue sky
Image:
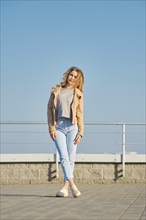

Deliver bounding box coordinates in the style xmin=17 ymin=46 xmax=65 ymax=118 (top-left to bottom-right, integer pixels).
xmin=1 ymin=0 xmax=145 ymax=154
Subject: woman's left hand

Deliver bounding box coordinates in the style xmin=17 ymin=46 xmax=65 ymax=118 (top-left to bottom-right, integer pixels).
xmin=74 ymin=134 xmax=82 ymax=145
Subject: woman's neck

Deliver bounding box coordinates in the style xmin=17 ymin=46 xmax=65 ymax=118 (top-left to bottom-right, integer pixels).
xmin=64 ymin=84 xmax=73 ymax=89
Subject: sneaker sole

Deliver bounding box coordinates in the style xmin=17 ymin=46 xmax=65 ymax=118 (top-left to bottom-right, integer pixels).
xmin=56 ymin=193 xmax=69 ymax=197
xmin=73 ymin=192 xmax=81 ymax=198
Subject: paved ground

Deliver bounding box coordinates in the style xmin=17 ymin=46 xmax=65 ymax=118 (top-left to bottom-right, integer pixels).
xmin=0 ymin=183 xmax=145 ymax=220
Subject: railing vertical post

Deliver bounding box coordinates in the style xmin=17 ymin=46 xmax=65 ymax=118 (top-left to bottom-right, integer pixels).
xmin=122 ymin=123 xmax=126 ymax=177
xmin=56 ymin=149 xmax=59 ymax=178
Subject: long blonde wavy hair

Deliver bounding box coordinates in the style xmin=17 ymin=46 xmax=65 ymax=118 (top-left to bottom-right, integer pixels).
xmin=61 ymin=66 xmax=84 ymax=92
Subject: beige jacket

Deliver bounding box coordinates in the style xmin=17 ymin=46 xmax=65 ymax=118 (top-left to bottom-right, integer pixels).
xmin=47 ymin=85 xmax=84 ymax=137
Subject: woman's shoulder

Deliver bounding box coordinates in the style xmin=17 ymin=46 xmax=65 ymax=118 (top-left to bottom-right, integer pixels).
xmin=50 ymin=84 xmax=61 ymax=93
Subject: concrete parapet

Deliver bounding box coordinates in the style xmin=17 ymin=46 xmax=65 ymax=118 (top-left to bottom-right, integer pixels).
xmin=0 ymin=162 xmax=145 ymax=185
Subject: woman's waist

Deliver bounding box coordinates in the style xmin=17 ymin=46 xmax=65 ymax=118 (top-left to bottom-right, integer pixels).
xmin=57 ymin=117 xmax=72 ymax=122
xmin=57 ymin=117 xmax=77 ymax=128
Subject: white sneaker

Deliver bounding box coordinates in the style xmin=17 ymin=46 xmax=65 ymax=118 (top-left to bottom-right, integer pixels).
xmin=70 ymin=184 xmax=81 ymax=198
xmin=56 ymin=187 xmax=69 ymax=197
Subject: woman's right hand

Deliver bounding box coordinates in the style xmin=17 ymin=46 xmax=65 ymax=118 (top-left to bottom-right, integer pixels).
xmin=50 ymin=131 xmax=56 ymax=141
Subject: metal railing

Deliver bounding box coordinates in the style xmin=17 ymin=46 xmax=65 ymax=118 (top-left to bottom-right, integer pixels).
xmin=0 ymin=121 xmax=146 ymax=178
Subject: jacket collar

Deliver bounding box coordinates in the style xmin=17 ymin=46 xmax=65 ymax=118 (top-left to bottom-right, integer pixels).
xmin=51 ymin=84 xmax=82 ymax=97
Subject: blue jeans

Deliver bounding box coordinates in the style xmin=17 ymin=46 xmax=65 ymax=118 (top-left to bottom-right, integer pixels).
xmin=55 ymin=118 xmax=78 ymax=182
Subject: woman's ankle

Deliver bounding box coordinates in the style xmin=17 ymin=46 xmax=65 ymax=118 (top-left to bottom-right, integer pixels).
xmin=63 ymin=182 xmax=69 ymax=189
xmin=68 ymin=178 xmax=75 ymax=187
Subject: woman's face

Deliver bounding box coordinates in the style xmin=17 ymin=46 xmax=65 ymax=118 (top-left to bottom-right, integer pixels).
xmin=66 ymin=70 xmax=78 ymax=87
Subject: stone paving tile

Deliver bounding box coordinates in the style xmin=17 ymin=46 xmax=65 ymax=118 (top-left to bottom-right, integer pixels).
xmin=119 ymin=214 xmax=144 ymax=220
xmin=140 ymin=208 xmax=146 ymax=220
xmin=0 ymin=184 xmax=145 ymax=220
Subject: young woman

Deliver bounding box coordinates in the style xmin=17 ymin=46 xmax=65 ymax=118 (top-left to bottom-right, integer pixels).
xmin=47 ymin=66 xmax=84 ymax=198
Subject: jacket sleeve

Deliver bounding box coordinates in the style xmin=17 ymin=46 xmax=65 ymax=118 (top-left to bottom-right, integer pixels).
xmin=47 ymin=93 xmax=56 ymax=134
xmin=76 ymin=94 xmax=84 ymax=137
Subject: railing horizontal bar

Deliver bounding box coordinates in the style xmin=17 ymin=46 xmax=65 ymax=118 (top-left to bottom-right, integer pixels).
xmin=1 ymin=131 xmax=49 ymax=134
xmin=84 ymin=122 xmax=146 ymax=125
xmin=86 ymin=132 xmax=146 ymax=134
xmin=1 ymin=131 xmax=145 ymax=135
xmin=1 ymin=142 xmax=52 ymax=145
xmin=0 ymin=121 xmax=146 ymax=125
xmin=0 ymin=131 xmax=122 ymax=134
xmin=1 ymin=131 xmax=119 ymax=133
xmin=82 ymin=142 xmax=145 ymax=145
xmin=1 ymin=142 xmax=145 ymax=145
xmin=123 ymin=132 xmax=146 ymax=135
xmin=0 ymin=122 xmax=47 ymax=125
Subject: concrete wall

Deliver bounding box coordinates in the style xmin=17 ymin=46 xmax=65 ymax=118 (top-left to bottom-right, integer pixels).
xmin=1 ymin=162 xmax=145 ymax=185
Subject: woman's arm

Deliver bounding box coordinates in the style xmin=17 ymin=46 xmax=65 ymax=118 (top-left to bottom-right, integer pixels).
xmin=76 ymin=94 xmax=84 ymax=137
xmin=47 ymin=94 xmax=56 ymax=137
